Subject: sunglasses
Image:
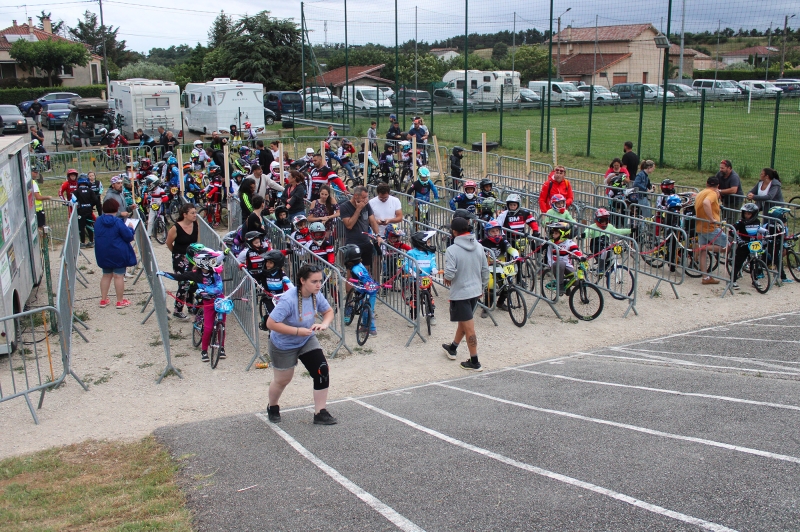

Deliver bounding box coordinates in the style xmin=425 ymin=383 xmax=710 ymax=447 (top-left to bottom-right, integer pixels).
xmin=301 ymin=263 xmax=323 ymax=273
xmin=555 ymin=170 xmax=566 ymax=174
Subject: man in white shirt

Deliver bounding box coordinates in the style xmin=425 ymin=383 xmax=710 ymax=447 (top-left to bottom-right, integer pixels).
xmin=368 ymin=182 xmax=403 ymax=238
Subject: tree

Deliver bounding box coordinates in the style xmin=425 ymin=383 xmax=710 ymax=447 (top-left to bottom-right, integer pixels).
xmin=204 ymin=11 xmax=301 ymax=89
xmin=10 ymin=38 xmax=89 ymax=86
xmin=68 ymin=11 xmax=136 ymax=69
xmin=492 ymin=42 xmax=509 ymax=61
xmin=398 ymin=54 xmax=448 ymax=86
xmin=511 ymin=45 xmax=548 ymax=82
xmin=118 ymin=61 xmax=175 ymax=80
xmin=147 ymin=45 xmax=194 ymax=67
xmin=208 ymin=12 xmax=233 ymax=49
xmin=171 ymin=44 xmax=209 ymax=87
xmin=36 ymin=11 xmax=65 ymax=36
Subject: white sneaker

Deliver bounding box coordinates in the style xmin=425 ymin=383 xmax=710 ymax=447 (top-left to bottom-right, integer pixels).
xmin=732 ymin=282 xmax=740 ymax=290
xmin=430 ymin=317 xmax=437 ymax=325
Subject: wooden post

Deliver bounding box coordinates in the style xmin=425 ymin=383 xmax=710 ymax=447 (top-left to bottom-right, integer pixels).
xmin=177 ymin=149 xmax=185 ymax=196
xmin=278 ymin=141 xmax=284 ymax=178
xmin=223 ymin=143 xmax=231 ymax=230
xmin=551 ymin=128 xmax=558 ymax=166
xmin=320 ymin=140 xmax=325 ymax=157
xmin=432 ymin=135 xmax=444 ymax=182
xmin=412 ymin=136 xmax=417 ymax=181
xmin=525 ymin=129 xmax=531 ymax=177
xmin=364 ymin=137 xmax=370 ymax=183
xmin=481 ymin=132 xmax=487 ymax=177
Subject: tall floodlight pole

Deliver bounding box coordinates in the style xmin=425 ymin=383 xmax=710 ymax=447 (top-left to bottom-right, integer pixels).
xmin=781 ymin=14 xmax=796 ymax=78
xmin=678 ymin=0 xmax=685 ymax=81
xmin=462 ymin=0 xmax=468 ymax=143
xmin=98 ymin=0 xmax=109 ymax=93
xmin=658 ymin=0 xmax=673 ymax=166
xmin=415 ymin=6 xmax=418 ymax=92
xmin=301 ymin=2 xmax=306 ymax=117
xmin=395 ymin=0 xmax=399 ymax=119
xmin=344 ymin=0 xmax=349 ymax=125
xmin=546 ymin=0 xmax=555 ymax=151
xmin=556 ymin=7 xmax=571 ymax=80
xmin=512 ymin=12 xmax=516 ymax=101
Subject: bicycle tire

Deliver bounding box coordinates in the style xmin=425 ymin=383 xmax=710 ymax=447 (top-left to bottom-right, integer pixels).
xmin=517 ymin=259 xmax=537 ymax=291
xmin=154 ymin=217 xmax=167 ymax=244
xmin=209 ymin=321 xmax=224 ymax=368
xmin=785 ymin=250 xmax=800 ymax=282
xmin=355 ymin=304 xmax=371 ymax=346
xmin=605 ymin=265 xmax=634 ymax=301
xmin=420 ymin=291 xmax=432 ymax=336
xmin=685 ymin=249 xmax=718 ymax=278
xmin=344 ymin=290 xmax=356 ymax=326
xmin=641 ymin=243 xmax=667 ymax=268
xmin=506 ymin=286 xmax=528 ymax=327
xmin=167 ymin=200 xmax=181 ymax=225
xmin=750 ymin=258 xmax=770 ymax=294
xmin=569 ymin=282 xmax=604 ymax=321
xmin=107 ymin=156 xmax=122 ymax=172
xmin=52 ymin=157 xmax=67 ymax=174
xmin=539 ymin=267 xmax=560 ymax=302
xmin=192 ymin=318 xmax=203 ymax=348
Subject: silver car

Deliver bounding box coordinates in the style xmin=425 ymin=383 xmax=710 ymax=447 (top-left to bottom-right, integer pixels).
xmin=666 ymin=83 xmax=701 ymax=100
xmin=576 ymin=85 xmax=620 ymax=101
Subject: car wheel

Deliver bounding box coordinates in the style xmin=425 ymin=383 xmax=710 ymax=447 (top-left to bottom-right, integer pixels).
xmin=265 ymin=116 xmax=274 ymax=125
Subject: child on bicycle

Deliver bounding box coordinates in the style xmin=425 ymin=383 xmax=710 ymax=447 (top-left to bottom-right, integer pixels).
xmin=379 ymin=144 xmax=396 ymax=177
xmin=272 ymin=205 xmax=293 ymax=236
xmin=183 ymin=163 xmax=202 ymax=204
xmin=406 ymin=167 xmax=439 ymax=221
xmin=404 ymin=231 xmax=438 ymax=324
xmin=340 ymin=244 xmax=378 ymax=335
xmin=586 ymin=208 xmax=631 ymax=273
xmin=380 ymin=224 xmax=410 ymax=292
xmin=290 ymin=214 xmax=313 ymax=247
xmin=157 ymin=244 xmax=226 ymax=362
xmin=304 ymin=222 xmax=336 ymax=264
xmin=450 ymin=180 xmax=479 ymax=215
xmin=764 ymin=206 xmax=793 ymax=283
xmin=237 ymin=231 xmax=273 ymax=285
xmin=546 ymin=221 xmax=584 ymax=293
xmin=477 ymin=179 xmax=499 ymax=222
xmin=259 ymin=250 xmax=294 ymax=329
xmin=732 ymin=203 xmax=768 ymax=289
xmin=143 ymin=174 xmax=166 ymax=238
xmin=480 ymin=220 xmax=519 ymax=317
xmin=543 ymin=194 xmax=576 ymax=224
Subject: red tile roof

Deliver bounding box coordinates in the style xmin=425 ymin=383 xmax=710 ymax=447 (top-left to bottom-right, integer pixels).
xmin=0 ymin=23 xmax=101 ymax=59
xmin=721 ymin=46 xmax=778 ymax=57
xmin=311 ymin=64 xmax=394 ymax=88
xmin=554 ymin=23 xmax=657 ymax=43
xmin=557 ymin=53 xmax=631 ymax=76
xmin=668 ymin=44 xmax=696 ymax=56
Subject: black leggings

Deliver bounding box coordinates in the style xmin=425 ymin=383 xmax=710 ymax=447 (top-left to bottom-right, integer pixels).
xmin=298 ymin=348 xmax=329 ymax=390
xmin=78 ymin=212 xmax=94 ymax=243
xmin=172 ymin=253 xmax=196 ymax=312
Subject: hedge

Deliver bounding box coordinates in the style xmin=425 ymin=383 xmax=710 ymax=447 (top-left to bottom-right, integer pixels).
xmin=692 ymin=69 xmax=800 ymax=81
xmin=0 ymin=84 xmax=107 ymax=106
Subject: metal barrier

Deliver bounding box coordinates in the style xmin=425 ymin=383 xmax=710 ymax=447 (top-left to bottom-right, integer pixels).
xmin=131 ymin=209 xmax=181 ymax=382
xmin=374 ymin=242 xmax=422 ymax=345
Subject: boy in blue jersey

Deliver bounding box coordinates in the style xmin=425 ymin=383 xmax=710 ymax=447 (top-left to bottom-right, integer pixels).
xmin=340 ymin=244 xmax=378 ymax=336
xmin=258 ymin=250 xmax=294 ymax=329
xmin=406 ymin=167 xmax=439 ymax=223
xmin=404 ymin=231 xmax=438 ymax=324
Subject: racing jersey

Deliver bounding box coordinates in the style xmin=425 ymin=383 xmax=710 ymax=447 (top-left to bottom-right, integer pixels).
xmin=309 ymin=165 xmax=346 ymax=200
xmin=407 ymin=180 xmax=439 ymax=202
xmin=496 ymin=208 xmax=540 ymax=236
xmin=263 ymin=269 xmax=293 ymax=296
xmin=59 ymin=178 xmax=79 ymax=201
xmin=450 ymin=193 xmax=478 ymax=214
xmin=548 ymin=239 xmax=582 ymax=269
xmin=480 ymin=238 xmax=520 ymax=263
xmin=303 ymin=239 xmax=335 ymax=264
xmin=404 ymin=249 xmax=437 ymax=276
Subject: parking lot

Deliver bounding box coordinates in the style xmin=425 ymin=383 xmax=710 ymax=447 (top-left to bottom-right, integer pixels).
xmin=156 ymin=310 xmax=800 ymax=531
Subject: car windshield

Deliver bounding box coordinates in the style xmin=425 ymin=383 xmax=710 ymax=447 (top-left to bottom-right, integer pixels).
xmin=281 ymin=93 xmax=302 ymax=103
xmin=48 ymin=103 xmax=70 ymax=110
xmin=360 ymin=89 xmax=386 ymax=100
xmin=719 ymin=81 xmax=736 ymax=89
xmin=562 ymin=83 xmax=579 ymax=92
xmin=594 ymin=87 xmax=611 ymax=93
xmin=0 ymin=105 xmax=22 ymax=114
xmin=764 ymin=82 xmax=778 ymax=89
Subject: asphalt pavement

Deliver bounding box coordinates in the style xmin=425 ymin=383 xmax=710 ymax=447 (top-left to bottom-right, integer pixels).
xmin=155 ymin=310 xmax=800 ymax=531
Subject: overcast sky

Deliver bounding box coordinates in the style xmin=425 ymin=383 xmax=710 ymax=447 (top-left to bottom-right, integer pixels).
xmin=1 ymin=0 xmax=796 ymax=54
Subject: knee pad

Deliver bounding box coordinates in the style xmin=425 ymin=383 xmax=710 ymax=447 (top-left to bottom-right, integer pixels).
xmin=314 ymin=362 xmax=329 ymax=390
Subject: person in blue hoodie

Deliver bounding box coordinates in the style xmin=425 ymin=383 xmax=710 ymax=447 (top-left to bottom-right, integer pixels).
xmin=94 ymin=198 xmax=137 ymax=309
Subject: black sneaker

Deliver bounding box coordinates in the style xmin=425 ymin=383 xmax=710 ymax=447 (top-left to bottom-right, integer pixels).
xmin=313 ymin=409 xmax=338 ymax=425
xmin=267 ymin=404 xmax=280 ymax=423
xmin=441 ymin=343 xmax=458 ymax=360
xmin=173 ymin=311 xmax=188 ymax=320
xmin=460 ymin=359 xmax=483 ymax=372
xmin=201 ymin=351 xmax=209 ymax=362
xmin=218 ymin=348 xmax=226 ymax=359
xmin=497 ymin=302 xmax=508 ymax=311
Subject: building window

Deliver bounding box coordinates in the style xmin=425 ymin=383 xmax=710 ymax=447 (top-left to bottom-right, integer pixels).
xmin=191 ymin=94 xmax=196 ymax=104
xmin=59 ymin=65 xmax=74 ymax=77
xmin=599 ymin=72 xmax=607 ymax=78
xmin=0 ymin=63 xmax=16 ymax=79
xmin=91 ymin=63 xmax=99 ymax=84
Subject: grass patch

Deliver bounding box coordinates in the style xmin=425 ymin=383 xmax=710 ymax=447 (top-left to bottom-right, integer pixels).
xmin=137 ymin=362 xmax=154 ymax=369
xmin=648 ymin=288 xmax=662 ymax=298
xmin=92 ymin=373 xmax=112 ymax=386
xmin=563 ymin=317 xmax=580 ymax=324
xmin=169 ymin=329 xmax=187 ymax=341
xmin=0 ymin=437 xmax=192 ymax=532
xmin=174 ymin=353 xmax=189 ymax=358
xmin=112 ymin=353 xmax=125 ymax=359
xmin=149 ymin=338 xmax=163 ymax=347
xmin=74 ymin=310 xmax=90 ymax=322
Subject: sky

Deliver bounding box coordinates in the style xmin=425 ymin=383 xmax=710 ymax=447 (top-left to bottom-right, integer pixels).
xmin=0 ymin=0 xmax=796 ymax=54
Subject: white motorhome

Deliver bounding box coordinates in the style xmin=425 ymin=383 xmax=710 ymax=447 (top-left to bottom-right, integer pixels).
xmin=109 ymin=79 xmax=181 ymax=138
xmin=184 ymin=78 xmax=265 ymax=134
xmin=443 ymin=70 xmax=521 ymax=103
xmin=342 ymin=86 xmax=393 ymax=110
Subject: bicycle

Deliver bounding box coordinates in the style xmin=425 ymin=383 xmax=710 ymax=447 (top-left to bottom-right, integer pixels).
xmin=198 ymin=198 xmax=224 ymax=228
xmin=165 ymin=186 xmax=183 ymax=224
xmin=589 ymin=239 xmax=635 ymax=301
xmin=742 ymin=239 xmax=771 ymax=294
xmin=344 ymin=280 xmax=377 ymax=346
xmin=147 ymin=196 xmax=168 ymax=244
xmin=782 ymin=234 xmax=800 ymax=282
xmin=486 ymin=254 xmax=528 ymax=327
xmin=192 ymin=297 xmax=243 ymax=369
xmin=93 ymin=147 xmax=125 ymax=171
xmin=402 ymin=272 xmax=438 ymax=335
xmin=540 ymin=257 xmax=604 ymax=321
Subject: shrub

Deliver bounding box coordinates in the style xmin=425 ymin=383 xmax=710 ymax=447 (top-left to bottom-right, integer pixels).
xmin=0 ymin=84 xmax=106 ymax=106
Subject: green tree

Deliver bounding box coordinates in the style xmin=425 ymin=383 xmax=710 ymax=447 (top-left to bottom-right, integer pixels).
xmin=36 ymin=11 xmax=65 ymax=36
xmin=512 ymin=45 xmax=548 ymax=82
xmin=208 ymin=12 xmax=233 ymax=49
xmin=446 ymin=53 xmax=497 ymax=72
xmin=204 ymin=11 xmax=301 ymax=89
xmin=171 ymin=44 xmax=208 ymax=88
xmin=326 ymin=45 xmax=393 ymax=75
xmin=10 ymin=38 xmax=89 ymax=86
xmin=68 ymin=11 xmax=137 ymax=68
xmin=118 ymin=61 xmax=175 ymax=80
xmin=398 ymin=53 xmax=448 ymax=85
xmin=147 ymin=45 xmax=193 ymax=68
xmin=492 ymin=42 xmax=509 ymax=61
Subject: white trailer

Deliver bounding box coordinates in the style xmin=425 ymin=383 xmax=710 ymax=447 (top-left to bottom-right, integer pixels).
xmin=184 ymin=78 xmax=265 ymax=134
xmin=109 ymin=79 xmax=182 ymax=138
xmin=443 ymin=70 xmax=520 ymax=103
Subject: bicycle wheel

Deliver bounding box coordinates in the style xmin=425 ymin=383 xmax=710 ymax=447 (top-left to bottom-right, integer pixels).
xmin=259 ymin=296 xmax=270 ymax=330
xmin=420 ymin=291 xmax=432 ymax=336
xmin=209 ymin=321 xmax=224 ymax=368
xmin=106 ymin=155 xmax=122 ymax=171
xmin=192 ymin=318 xmax=203 ymax=348
xmin=355 ymin=304 xmax=371 ymax=346
xmin=51 ymin=157 xmax=67 ymax=174
xmin=344 ymin=290 xmax=356 ymax=326
xmin=569 ymin=282 xmax=604 ymax=321
xmin=785 ymin=250 xmax=800 ymax=282
xmin=167 ymin=199 xmax=181 ymax=225
xmin=750 ymin=258 xmax=770 ymax=294
xmin=539 ymin=267 xmax=559 ymax=302
xmin=506 ymin=286 xmax=528 ymax=327
xmin=641 ymin=243 xmax=667 ymax=268
xmin=685 ymin=248 xmax=718 ymax=278
xmin=516 ymin=259 xmax=537 ymax=291
xmin=605 ymin=265 xmax=634 ymax=301
xmin=154 ymin=216 xmax=167 ymax=244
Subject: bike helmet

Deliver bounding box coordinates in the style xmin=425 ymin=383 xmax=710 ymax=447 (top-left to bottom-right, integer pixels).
xmin=97 ymin=128 xmax=108 ymax=137
xmin=145 ymin=174 xmax=160 ymax=186
xmin=245 ymin=230 xmax=264 ymax=250
xmin=547 ymin=221 xmax=571 ymax=242
xmin=741 ymin=203 xmax=759 ymax=219
xmin=77 ymin=173 xmax=89 ymax=184
xmin=239 ymin=146 xmax=251 ymax=157
xmin=452 ymin=146 xmax=464 ymax=156
xmin=270 ymin=160 xmax=281 ymax=178
xmin=274 ymin=205 xmax=288 ymax=219
xmin=66 ymin=168 xmax=79 ymax=178
xmin=162 ymin=151 xmax=174 ymax=161
xmin=483 ymin=219 xmax=503 ymax=244
xmin=550 ymin=194 xmax=567 ymax=214
xmin=660 ymin=179 xmax=676 ymax=194
xmin=192 ymin=252 xmax=218 ymax=271
xmin=463 ymin=180 xmax=477 ymax=199
xmin=623 ymin=188 xmax=640 ymax=203
xmin=399 ymin=141 xmax=411 ymax=152
xmin=341 ymin=138 xmax=351 ymax=146
xmin=183 ymin=162 xmax=192 ymax=171
xmin=167 ymin=156 xmax=178 ymax=166
xmin=481 ymin=196 xmax=497 ymax=211
xmin=193 ymin=140 xmax=203 ymax=148
xmin=292 ymin=214 xmax=309 ymax=234
xmin=109 ymin=128 xmax=120 ymax=138
xmin=480 ymin=178 xmax=492 ymax=192
xmin=31 ymin=139 xmax=40 ymax=150
xmin=140 ymin=158 xmax=152 ymax=169
xmin=410 ymin=231 xmax=437 ymax=253
xmin=185 ymin=243 xmax=206 ymax=266
xmin=418 ymin=167 xmax=430 ymax=182
xmin=306 ymin=147 xmax=315 ymax=155
xmin=594 ymin=208 xmax=611 ymax=228
xmin=767 ymin=206 xmax=790 ymax=223
xmin=384 ymin=223 xmax=405 ymax=242
xmin=309 ymin=222 xmax=327 ymax=245
xmin=453 ymin=208 xmax=477 ymax=222
xmin=244 ymin=121 xmax=252 ymax=128
xmin=339 ymin=243 xmax=362 ymax=267
xmin=665 ymin=194 xmax=683 ymax=209
xmin=506 ymin=193 xmax=521 ymax=214
xmin=262 ymin=250 xmax=285 ymax=274
xmin=323 ymin=141 xmax=330 ymax=151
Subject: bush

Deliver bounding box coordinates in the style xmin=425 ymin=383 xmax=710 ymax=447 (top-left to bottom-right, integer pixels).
xmin=0 ymin=84 xmax=106 ymax=106
xmin=0 ymin=76 xmax=61 ymax=89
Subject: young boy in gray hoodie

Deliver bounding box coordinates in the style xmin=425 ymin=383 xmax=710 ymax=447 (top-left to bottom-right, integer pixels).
xmin=442 ymin=216 xmax=490 ymax=371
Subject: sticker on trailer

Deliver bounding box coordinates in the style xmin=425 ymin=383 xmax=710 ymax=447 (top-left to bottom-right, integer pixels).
xmin=0 ymin=255 xmax=9 ymax=295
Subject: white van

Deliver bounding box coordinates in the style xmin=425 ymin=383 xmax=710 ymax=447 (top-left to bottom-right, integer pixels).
xmin=443 ymin=70 xmax=521 ymax=103
xmin=184 ymin=78 xmax=265 ymax=134
xmin=739 ymin=80 xmax=783 ymax=97
xmin=690 ymin=79 xmax=741 ymax=100
xmin=527 ymin=81 xmax=585 ymax=104
xmin=342 ymin=86 xmax=393 ymax=110
xmin=109 ymin=79 xmax=181 ymax=139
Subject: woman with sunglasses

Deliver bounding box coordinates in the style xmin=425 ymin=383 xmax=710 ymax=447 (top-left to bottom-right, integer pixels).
xmin=265 ymin=263 xmax=337 ymax=425
xmin=538 ymin=165 xmax=574 ymax=215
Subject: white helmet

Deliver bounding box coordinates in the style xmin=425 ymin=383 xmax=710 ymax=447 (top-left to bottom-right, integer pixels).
xmin=109 ymin=128 xmax=120 ymax=138
xmin=506 ymin=193 xmax=521 ymax=214
xmin=309 ymin=221 xmax=326 ymax=245
xmin=193 ymin=140 xmax=203 ymax=147
xmin=306 ymin=147 xmax=315 ymax=155
xmin=145 ymin=174 xmax=160 ymax=186
xmin=270 ymin=160 xmax=281 ymax=177
xmin=97 ymin=127 xmax=108 ymax=136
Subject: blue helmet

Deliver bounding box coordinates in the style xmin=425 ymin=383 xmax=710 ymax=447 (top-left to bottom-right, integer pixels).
xmin=665 ymin=194 xmax=682 ymax=209
xmin=168 ymin=156 xmax=178 ymax=165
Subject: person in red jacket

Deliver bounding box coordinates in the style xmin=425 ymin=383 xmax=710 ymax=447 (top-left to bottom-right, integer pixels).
xmin=538 ymin=165 xmax=574 ymax=214
xmin=59 ymin=169 xmax=80 ymax=201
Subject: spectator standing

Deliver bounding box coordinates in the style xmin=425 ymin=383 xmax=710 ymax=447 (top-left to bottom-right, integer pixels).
xmin=104 ymin=175 xmax=129 ymax=218
xmin=156 ymin=126 xmax=167 ymax=157
xmin=238 ymin=177 xmax=256 ymax=223
xmin=164 ymin=131 xmax=179 ymax=153
xmin=441 ymin=217 xmax=490 ymax=371
xmin=31 ymin=180 xmax=53 ymax=228
xmin=632 ymin=159 xmax=656 ymax=217
xmin=30 ymin=125 xmax=44 ymax=144
xmin=339 ymin=186 xmax=384 ymax=272
xmin=747 ymin=168 xmax=784 ymax=213
xmin=307 ymin=184 xmax=340 ymax=232
xmin=716 ymin=159 xmax=743 ymax=222
xmin=693 ymin=176 xmax=728 ymax=285
xmin=386 ymin=118 xmax=404 ymax=146
xmin=283 ymin=170 xmax=308 ymax=218
xmin=79 ymin=121 xmax=92 ymax=147
xmin=367 ymin=121 xmax=378 ymax=152
xmin=538 ymin=165 xmax=574 ymax=215
xmin=165 ymin=203 xmax=199 ymax=319
xmin=245 ymin=195 xmax=267 ymax=234
xmin=250 ymin=164 xmax=284 ymax=209
xmin=257 ymin=140 xmax=274 ymax=171
xmin=368 ymin=182 xmax=403 ymax=238
xmin=621 ymin=141 xmax=639 ymax=180
xmin=29 ymin=100 xmax=43 ymax=127
xmin=94 ymin=198 xmax=137 ymax=309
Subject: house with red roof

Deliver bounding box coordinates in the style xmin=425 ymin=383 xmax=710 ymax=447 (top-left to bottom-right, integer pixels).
xmin=0 ymin=17 xmax=103 ymax=87
xmin=310 ymin=64 xmax=394 ymax=97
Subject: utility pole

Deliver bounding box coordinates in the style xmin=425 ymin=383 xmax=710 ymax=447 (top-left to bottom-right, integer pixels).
xmin=658 ymin=0 xmax=673 ymax=166
xmin=766 ymin=22 xmax=772 ymax=82
xmin=556 ymin=7 xmax=571 ymax=81
xmin=512 ymin=12 xmax=516 ymax=101
xmin=678 ymin=0 xmax=685 ymax=81
xmin=395 ymin=0 xmax=399 ymax=120
xmin=301 ymin=2 xmax=306 ymax=117
xmin=714 ymin=20 xmax=721 ymax=84
xmin=98 ymin=0 xmax=108 ymax=94
xmin=462 ymin=0 xmax=468 ymax=144
xmin=546 ymin=0 xmax=554 ymax=152
xmin=415 ymin=6 xmax=418 ymax=92
xmin=781 ymin=14 xmax=796 ymax=78
xmin=593 ymin=15 xmax=598 ymax=86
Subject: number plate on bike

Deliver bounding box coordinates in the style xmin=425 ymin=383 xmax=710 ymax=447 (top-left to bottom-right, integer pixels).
xmin=420 ymin=277 xmax=432 ymax=289
xmin=170 ymin=187 xmax=178 ymax=194
xmin=749 ymin=242 xmax=762 ymax=252
xmin=503 ymin=264 xmax=517 ymax=276
xmin=186 ymin=192 xmax=194 ymax=199
xmin=150 ymin=203 xmax=160 ymax=211
xmin=613 ymin=244 xmax=623 ymax=254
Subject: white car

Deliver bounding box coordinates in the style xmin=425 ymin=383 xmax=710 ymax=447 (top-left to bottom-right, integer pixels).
xmin=576 ymin=85 xmax=620 ymax=101
xmin=740 ymin=80 xmax=783 ymax=98
xmin=643 ymin=84 xmax=675 ymax=100
xmin=304 ymin=94 xmax=344 ymax=115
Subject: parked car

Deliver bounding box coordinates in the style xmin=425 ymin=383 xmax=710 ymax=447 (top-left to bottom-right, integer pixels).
xmin=666 ymin=83 xmax=700 ymax=100
xmin=528 ymin=81 xmax=585 ymax=104
xmin=432 ymin=88 xmax=477 ymax=110
xmin=691 ymin=79 xmax=741 ymax=100
xmin=740 ymin=80 xmax=783 ymax=98
xmin=0 ymin=105 xmax=28 ymax=134
xmin=18 ymin=91 xmax=81 ymax=115
xmin=774 ymin=79 xmax=800 ymax=96
xmin=41 ymin=103 xmax=71 ymax=129
xmin=263 ymin=107 xmax=276 ymax=126
xmin=576 ymin=85 xmax=620 ymax=101
xmin=264 ymin=91 xmax=303 ymax=119
xmin=378 ymin=86 xmax=395 ymax=99
xmin=643 ymin=84 xmax=675 ymax=100
xmin=304 ymin=94 xmax=344 ymax=116
xmin=516 ymin=88 xmax=542 ymax=104
xmin=62 ymin=98 xmax=115 ymax=147
xmin=389 ymin=89 xmax=432 ymax=111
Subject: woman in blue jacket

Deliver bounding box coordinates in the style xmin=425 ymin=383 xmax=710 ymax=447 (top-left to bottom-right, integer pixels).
xmin=632 ymin=159 xmax=655 ymax=217
xmin=94 ymin=198 xmax=137 ymax=309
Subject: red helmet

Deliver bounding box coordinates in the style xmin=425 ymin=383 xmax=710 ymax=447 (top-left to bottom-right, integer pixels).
xmin=66 ymin=168 xmax=78 ymax=178
xmin=244 ymin=121 xmax=252 ymax=128
xmin=464 ymin=180 xmax=477 ymax=190
xmin=484 ymin=219 xmax=503 ymax=244
xmin=594 ymin=208 xmax=610 ymax=228
xmin=323 ymin=141 xmax=330 ymax=151
xmin=550 ymin=194 xmax=567 ymax=214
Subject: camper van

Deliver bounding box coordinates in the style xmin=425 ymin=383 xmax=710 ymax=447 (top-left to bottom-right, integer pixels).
xmin=0 ymin=135 xmax=43 ymax=354
xmin=527 ymin=81 xmax=586 ymax=104
xmin=109 ymin=79 xmax=181 ymax=139
xmin=184 ymin=78 xmax=265 ymax=134
xmin=443 ymin=70 xmax=521 ymax=103
xmin=342 ymin=86 xmax=393 ymax=110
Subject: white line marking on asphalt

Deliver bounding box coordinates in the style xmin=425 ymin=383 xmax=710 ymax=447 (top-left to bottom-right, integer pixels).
xmin=735 ymin=323 xmax=800 ymax=328
xmin=689 ymin=335 xmax=800 ymax=344
xmin=580 ymin=352 xmax=800 ymax=378
xmin=352 ymin=399 xmax=738 ymax=532
xmin=512 ymin=368 xmax=800 ymax=412
xmin=610 ymin=347 xmax=800 ymax=366
xmin=436 ymin=383 xmax=800 ymax=465
xmin=256 ymin=413 xmax=426 ymax=532
xmin=609 ymin=348 xmax=800 ymax=375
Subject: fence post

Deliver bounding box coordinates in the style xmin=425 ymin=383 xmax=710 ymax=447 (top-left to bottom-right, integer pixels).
xmin=499 ymin=85 xmax=504 ymax=147
xmin=482 ymin=132 xmax=487 ymax=177
xmin=432 ymin=135 xmax=444 ymax=182
xmin=586 ymin=84 xmax=594 ymax=157
xmin=770 ymin=91 xmax=781 ymax=169
xmin=412 ymin=135 xmax=417 ymax=181
xmin=539 ymin=88 xmax=545 ymax=152
xmin=525 ymin=129 xmax=531 ymax=176
xmin=430 ymin=92 xmax=434 ymax=133
xmin=697 ymin=89 xmax=706 ymax=171
xmin=177 ymin=149 xmax=185 ymax=197
xmin=637 ymin=87 xmax=645 ymax=155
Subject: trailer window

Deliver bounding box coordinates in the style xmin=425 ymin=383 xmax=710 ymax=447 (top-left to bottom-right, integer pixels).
xmin=483 ymin=86 xmax=491 ymax=92
xmin=455 ymin=80 xmax=464 ymax=89
xmin=190 ymin=94 xmax=196 ymax=104
xmin=207 ymin=95 xmax=212 ymax=106
xmin=470 ymin=80 xmax=477 ymax=89
xmin=483 ymin=76 xmax=491 ymax=82
xmin=144 ymin=97 xmax=169 ymax=108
